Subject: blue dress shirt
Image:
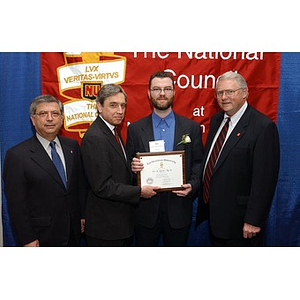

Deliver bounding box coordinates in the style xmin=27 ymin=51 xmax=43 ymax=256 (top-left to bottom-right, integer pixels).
xmin=152 ymin=110 xmax=175 ymax=151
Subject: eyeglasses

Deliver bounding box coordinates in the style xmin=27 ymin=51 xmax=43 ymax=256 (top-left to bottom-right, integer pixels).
xmin=216 ymin=88 xmax=243 ymax=98
xmin=150 ymin=87 xmax=174 ymax=95
xmin=34 ymin=111 xmax=62 ymax=118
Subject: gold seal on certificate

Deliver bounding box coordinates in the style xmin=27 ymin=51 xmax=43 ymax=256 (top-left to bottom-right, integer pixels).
xmin=136 ymin=151 xmax=186 ymax=192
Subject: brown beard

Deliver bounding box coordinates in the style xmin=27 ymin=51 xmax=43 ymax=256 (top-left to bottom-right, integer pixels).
xmin=150 ymin=95 xmax=174 ymax=110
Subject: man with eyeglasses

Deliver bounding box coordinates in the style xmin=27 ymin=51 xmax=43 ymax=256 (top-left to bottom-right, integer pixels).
xmin=3 ymin=94 xmax=87 ymax=246
xmin=196 ymin=71 xmax=280 ymax=246
xmin=126 ymin=71 xmax=203 ymax=246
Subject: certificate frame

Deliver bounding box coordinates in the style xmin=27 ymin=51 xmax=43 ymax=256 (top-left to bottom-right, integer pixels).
xmin=136 ymin=150 xmax=186 ymax=192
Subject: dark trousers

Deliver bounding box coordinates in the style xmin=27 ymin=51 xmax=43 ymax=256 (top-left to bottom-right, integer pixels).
xmin=211 ymin=232 xmax=264 ymax=247
xmin=66 ymin=221 xmax=79 ymax=247
xmin=135 ymin=197 xmax=190 ymax=247
xmin=86 ymin=235 xmax=133 ymax=247
xmin=67 ymin=229 xmax=78 ymax=246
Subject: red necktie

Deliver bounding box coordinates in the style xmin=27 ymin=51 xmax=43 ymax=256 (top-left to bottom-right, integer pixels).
xmin=114 ymin=127 xmax=127 ymax=159
xmin=114 ymin=127 xmax=122 ymax=148
xmin=203 ymin=117 xmax=230 ymax=203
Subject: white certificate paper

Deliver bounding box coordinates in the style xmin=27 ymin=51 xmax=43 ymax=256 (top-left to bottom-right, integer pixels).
xmin=137 ymin=151 xmax=186 ymax=192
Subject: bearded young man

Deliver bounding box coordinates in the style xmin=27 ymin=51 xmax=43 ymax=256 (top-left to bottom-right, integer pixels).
xmin=126 ymin=71 xmax=203 ymax=246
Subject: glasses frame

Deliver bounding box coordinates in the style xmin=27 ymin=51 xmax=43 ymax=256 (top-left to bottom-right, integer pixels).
xmin=34 ymin=111 xmax=62 ymax=119
xmin=215 ymin=88 xmax=243 ymax=99
xmin=150 ymin=87 xmax=174 ymax=95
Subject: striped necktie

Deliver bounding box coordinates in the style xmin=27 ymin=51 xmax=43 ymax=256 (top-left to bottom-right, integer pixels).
xmin=203 ymin=117 xmax=230 ymax=203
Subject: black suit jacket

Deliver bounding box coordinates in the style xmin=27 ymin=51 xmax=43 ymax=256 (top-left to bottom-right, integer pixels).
xmin=80 ymin=116 xmax=141 ymax=240
xmin=126 ymin=112 xmax=203 ymax=229
xmin=196 ymin=105 xmax=280 ymax=239
xmin=3 ymin=135 xmax=86 ymax=246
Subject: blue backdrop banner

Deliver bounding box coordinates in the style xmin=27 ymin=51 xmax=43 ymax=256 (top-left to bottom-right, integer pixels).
xmin=0 ymin=53 xmax=41 ymax=246
xmin=1 ymin=52 xmax=300 ymax=246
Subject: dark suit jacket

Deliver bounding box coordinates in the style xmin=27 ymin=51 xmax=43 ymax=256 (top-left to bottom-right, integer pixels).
xmin=126 ymin=112 xmax=203 ymax=229
xmin=3 ymin=135 xmax=86 ymax=246
xmin=196 ymin=105 xmax=280 ymax=239
xmin=80 ymin=116 xmax=141 ymax=240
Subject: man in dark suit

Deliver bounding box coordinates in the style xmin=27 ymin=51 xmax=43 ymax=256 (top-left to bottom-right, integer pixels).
xmin=126 ymin=71 xmax=203 ymax=246
xmin=196 ymin=71 xmax=280 ymax=246
xmin=3 ymin=95 xmax=86 ymax=246
xmin=80 ymin=84 xmax=158 ymax=247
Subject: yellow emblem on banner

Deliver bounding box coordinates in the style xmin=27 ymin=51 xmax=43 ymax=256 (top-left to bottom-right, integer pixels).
xmin=56 ymin=52 xmax=127 ymax=137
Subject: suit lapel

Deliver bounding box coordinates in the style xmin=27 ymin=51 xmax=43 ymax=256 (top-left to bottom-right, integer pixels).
xmin=59 ymin=138 xmax=74 ymax=189
xmin=97 ymin=117 xmax=131 ymax=171
xmin=201 ymin=113 xmax=224 ymax=174
xmin=173 ymin=114 xmax=189 ymax=150
xmin=213 ymin=106 xmax=251 ymax=173
xmin=29 ymin=136 xmax=66 ymax=188
xmin=140 ymin=115 xmax=154 ymax=152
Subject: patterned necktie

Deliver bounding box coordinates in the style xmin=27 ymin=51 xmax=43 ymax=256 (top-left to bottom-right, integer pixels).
xmin=203 ymin=117 xmax=230 ymax=203
xmin=50 ymin=141 xmax=67 ymax=188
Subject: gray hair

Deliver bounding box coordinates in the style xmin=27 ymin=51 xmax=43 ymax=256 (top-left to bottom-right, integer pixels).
xmin=96 ymin=84 xmax=127 ymax=105
xmin=216 ymin=71 xmax=248 ymax=89
xmin=29 ymin=94 xmax=63 ymax=115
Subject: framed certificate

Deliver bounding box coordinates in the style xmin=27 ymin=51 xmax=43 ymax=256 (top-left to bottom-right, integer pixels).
xmin=136 ymin=150 xmax=186 ymax=192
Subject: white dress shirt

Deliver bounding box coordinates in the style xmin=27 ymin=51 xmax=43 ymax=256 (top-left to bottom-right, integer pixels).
xmin=203 ymin=102 xmax=248 ymax=178
xmin=36 ymin=132 xmax=67 ymax=172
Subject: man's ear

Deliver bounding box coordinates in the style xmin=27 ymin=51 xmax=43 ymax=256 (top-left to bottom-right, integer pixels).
xmin=96 ymin=102 xmax=102 ymax=114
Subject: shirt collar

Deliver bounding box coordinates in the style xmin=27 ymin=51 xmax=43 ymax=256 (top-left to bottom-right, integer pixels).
xmin=36 ymin=132 xmax=61 ymax=149
xmin=99 ymin=115 xmax=115 ymax=133
xmin=225 ymin=101 xmax=248 ymax=126
xmin=152 ymin=110 xmax=174 ymax=128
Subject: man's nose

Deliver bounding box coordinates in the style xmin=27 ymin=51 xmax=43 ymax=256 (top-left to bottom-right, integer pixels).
xmin=46 ymin=112 xmax=54 ymax=120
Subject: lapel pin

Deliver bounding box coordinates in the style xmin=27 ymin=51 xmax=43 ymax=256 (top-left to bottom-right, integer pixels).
xmin=237 ymin=133 xmax=241 ymax=137
xmin=70 ymin=150 xmax=73 ymax=154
